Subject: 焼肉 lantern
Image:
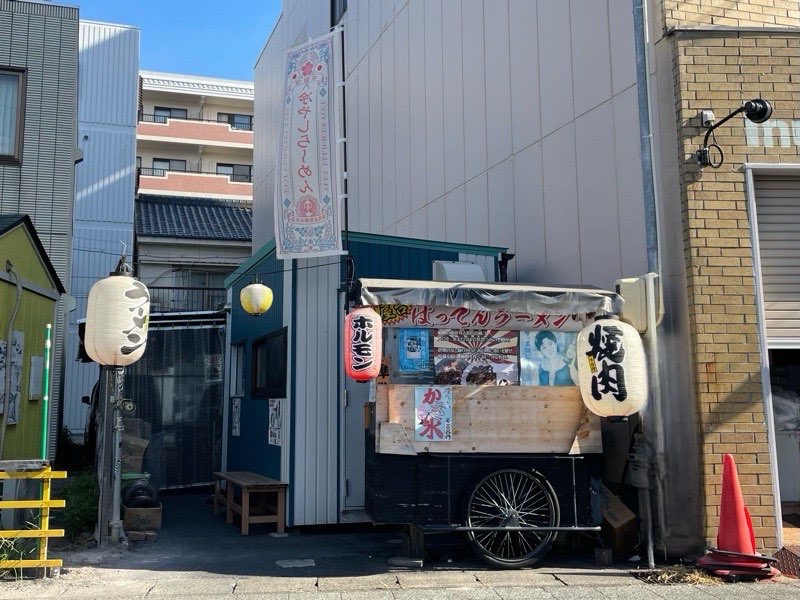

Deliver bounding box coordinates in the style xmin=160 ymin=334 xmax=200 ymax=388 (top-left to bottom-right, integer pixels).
xmin=344 ymin=307 xmax=382 ymax=381
xmin=576 ymin=318 xmax=648 ymax=418
xmin=85 ymin=275 xmax=150 ymax=366
xmin=241 ymin=283 xmax=274 ymax=315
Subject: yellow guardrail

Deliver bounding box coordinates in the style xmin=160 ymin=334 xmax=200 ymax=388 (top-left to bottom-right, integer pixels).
xmin=0 ymin=466 xmax=66 ymax=571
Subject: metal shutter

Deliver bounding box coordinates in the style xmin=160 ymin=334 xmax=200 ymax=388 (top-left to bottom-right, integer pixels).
xmin=755 ymin=176 xmax=800 ymax=348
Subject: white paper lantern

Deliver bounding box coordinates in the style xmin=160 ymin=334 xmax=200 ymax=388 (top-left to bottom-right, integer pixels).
xmin=240 ymin=283 xmax=273 ymax=315
xmin=576 ymin=318 xmax=648 ymax=418
xmin=85 ymin=275 xmax=150 ymax=366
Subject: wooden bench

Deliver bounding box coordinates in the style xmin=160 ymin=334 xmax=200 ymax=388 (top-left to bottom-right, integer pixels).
xmin=213 ymin=471 xmax=287 ymax=535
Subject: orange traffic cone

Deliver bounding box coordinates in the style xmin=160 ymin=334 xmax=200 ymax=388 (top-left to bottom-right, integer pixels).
xmin=696 ymin=453 xmax=780 ymax=579
xmin=717 ymin=453 xmax=756 ymax=554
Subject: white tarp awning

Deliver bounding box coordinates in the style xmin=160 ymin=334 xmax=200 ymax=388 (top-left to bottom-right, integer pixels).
xmin=358 ymin=278 xmax=622 ymax=316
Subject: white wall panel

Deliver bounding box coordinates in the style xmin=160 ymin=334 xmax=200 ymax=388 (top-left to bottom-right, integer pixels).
xmin=543 ymin=124 xmax=581 ymax=283
xmin=509 ymin=0 xmax=540 ymax=154
xmin=442 ymin=2 xmax=465 ymax=194
xmin=423 ymin=0 xmax=445 ymax=203
xmin=394 ymin=7 xmax=412 ymax=223
xmin=445 ymin=185 xmax=467 ymax=244
xmin=609 ymin=0 xmax=637 ymax=95
xmin=576 ymin=102 xmax=621 ymax=287
xmin=570 ymin=0 xmax=612 ymax=117
xmin=381 ymin=26 xmax=396 ymax=230
xmin=256 ymin=0 xmax=647 ymax=286
xmin=513 ymin=143 xmax=546 ymax=283
xmin=613 ymin=86 xmax=648 ymax=278
xmin=484 ymin=0 xmax=512 ymax=169
xmin=465 ymin=172 xmax=489 ymax=246
xmin=538 ymin=1 xmax=574 ymax=137
xmin=408 ymin=0 xmax=427 ymax=214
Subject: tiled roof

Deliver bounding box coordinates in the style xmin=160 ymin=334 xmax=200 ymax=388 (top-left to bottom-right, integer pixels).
xmin=135 ymin=195 xmax=252 ymax=241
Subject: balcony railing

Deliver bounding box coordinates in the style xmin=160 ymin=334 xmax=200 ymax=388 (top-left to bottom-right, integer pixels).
xmin=148 ymin=287 xmax=227 ymax=313
xmin=139 ymin=167 xmax=252 ymax=183
xmin=139 ymin=113 xmax=253 ymax=131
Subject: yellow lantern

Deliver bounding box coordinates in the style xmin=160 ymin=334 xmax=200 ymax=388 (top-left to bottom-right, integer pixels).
xmin=240 ymin=283 xmax=273 ymax=316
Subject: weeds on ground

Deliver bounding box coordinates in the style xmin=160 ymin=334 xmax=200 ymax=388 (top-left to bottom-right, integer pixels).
xmin=0 ymin=529 xmax=37 ymax=581
xmin=55 ymin=472 xmax=98 ymax=542
xmin=636 ymin=565 xmax=722 ymax=585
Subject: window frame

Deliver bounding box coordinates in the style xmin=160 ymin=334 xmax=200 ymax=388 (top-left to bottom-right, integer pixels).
xmin=152 ymin=157 xmax=187 ymax=175
xmin=217 ymin=112 xmax=253 ymax=131
xmin=251 ymin=327 xmax=288 ymax=399
xmin=230 ymin=341 xmax=246 ymax=398
xmin=216 ymin=162 xmax=252 ymax=183
xmin=153 ymin=106 xmax=188 ymax=123
xmin=0 ymin=67 xmax=26 ymax=165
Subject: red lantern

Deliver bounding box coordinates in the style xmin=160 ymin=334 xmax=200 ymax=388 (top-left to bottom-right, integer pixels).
xmin=344 ymin=307 xmax=383 ymax=381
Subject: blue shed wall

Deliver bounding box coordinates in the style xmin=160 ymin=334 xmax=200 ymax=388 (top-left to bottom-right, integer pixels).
xmin=226 ymin=248 xmax=284 ymax=480
xmin=346 ymin=240 xmax=459 ymax=280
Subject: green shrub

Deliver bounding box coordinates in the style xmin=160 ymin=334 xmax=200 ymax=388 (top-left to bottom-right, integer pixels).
xmin=56 ymin=472 xmax=97 ymax=541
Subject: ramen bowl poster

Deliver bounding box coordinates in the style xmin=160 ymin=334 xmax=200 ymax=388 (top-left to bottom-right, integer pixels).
xmin=432 ymin=329 xmax=519 ymax=385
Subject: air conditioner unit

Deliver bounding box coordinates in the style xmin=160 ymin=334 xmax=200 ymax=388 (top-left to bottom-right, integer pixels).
xmin=432 ymin=261 xmax=486 ymax=282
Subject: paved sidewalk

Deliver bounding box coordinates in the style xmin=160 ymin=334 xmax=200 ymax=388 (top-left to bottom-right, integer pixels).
xmin=4 ymin=492 xmax=797 ymax=599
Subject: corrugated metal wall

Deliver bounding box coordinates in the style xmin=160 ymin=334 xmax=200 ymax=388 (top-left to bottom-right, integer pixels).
xmin=292 ymin=256 xmax=340 ymax=525
xmin=0 ymin=1 xmax=79 ymax=456
xmin=63 ymin=22 xmax=139 ymax=434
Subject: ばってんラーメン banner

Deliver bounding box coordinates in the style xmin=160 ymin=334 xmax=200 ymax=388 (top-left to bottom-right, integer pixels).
xmin=275 ymin=31 xmax=344 ymax=259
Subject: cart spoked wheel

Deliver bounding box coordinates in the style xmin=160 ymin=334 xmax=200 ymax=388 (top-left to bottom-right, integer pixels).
xmin=466 ymin=469 xmax=560 ymax=568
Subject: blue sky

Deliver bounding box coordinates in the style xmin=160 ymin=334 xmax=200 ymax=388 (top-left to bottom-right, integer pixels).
xmin=75 ymin=0 xmax=282 ymax=81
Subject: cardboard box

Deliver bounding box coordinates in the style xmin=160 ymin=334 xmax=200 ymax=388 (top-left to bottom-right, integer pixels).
xmin=122 ymin=434 xmax=150 ymax=473
xmin=600 ymin=484 xmax=637 ymax=552
xmin=123 ymin=503 xmax=162 ymax=531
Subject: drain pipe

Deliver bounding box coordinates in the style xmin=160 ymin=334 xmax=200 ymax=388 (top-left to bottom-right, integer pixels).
xmin=633 ymin=0 xmax=667 ymax=570
xmin=0 ymin=261 xmax=23 ymax=457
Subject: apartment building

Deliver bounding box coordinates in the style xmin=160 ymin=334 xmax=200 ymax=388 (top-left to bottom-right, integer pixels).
xmin=135 ymin=70 xmax=254 ymax=312
xmin=0 ymin=0 xmax=79 ymax=456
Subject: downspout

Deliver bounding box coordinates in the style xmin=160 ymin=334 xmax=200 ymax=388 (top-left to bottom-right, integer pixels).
xmin=633 ymin=0 xmax=667 ymax=568
xmin=0 ymin=261 xmax=24 ymax=457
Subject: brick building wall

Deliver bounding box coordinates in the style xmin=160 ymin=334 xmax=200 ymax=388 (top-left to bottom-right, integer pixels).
xmin=658 ymin=1 xmax=800 ymax=552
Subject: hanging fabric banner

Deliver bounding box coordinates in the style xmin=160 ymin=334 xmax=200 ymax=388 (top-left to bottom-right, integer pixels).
xmin=275 ymin=31 xmax=343 ymax=259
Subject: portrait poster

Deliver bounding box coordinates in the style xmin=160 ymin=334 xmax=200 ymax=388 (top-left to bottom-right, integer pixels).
xmin=398 ymin=329 xmax=429 ymax=372
xmin=432 ymin=329 xmax=518 ymax=386
xmin=414 ymin=385 xmax=453 ymax=442
xmin=231 ymin=398 xmax=241 ymax=437
xmin=268 ymin=398 xmax=282 ymax=446
xmin=520 ymin=330 xmax=579 ymax=387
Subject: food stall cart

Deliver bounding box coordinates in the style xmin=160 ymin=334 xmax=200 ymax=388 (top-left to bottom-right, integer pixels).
xmin=354 ymin=278 xmax=634 ymax=568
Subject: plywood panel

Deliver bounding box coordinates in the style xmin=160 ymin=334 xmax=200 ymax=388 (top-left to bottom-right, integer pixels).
xmin=375 ymin=385 xmax=601 ymax=454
